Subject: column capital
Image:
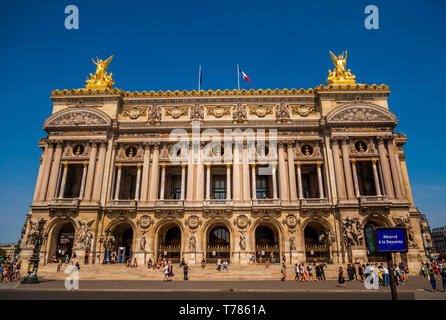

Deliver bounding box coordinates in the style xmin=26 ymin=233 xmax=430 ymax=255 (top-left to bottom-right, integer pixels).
xmin=161 ymin=163 xmax=167 ymax=169
xmin=116 ymin=163 xmax=122 ymax=169
xmin=295 ymin=162 xmax=301 ymax=168
xmin=83 ymin=162 xmax=88 ymax=168
xmin=153 ymin=143 xmax=160 ymax=150
xmin=372 ymin=159 xmax=378 ymax=164
xmin=317 ymin=162 xmax=322 ymax=168
xmin=250 ymin=163 xmax=256 ymax=168
xmin=143 ymin=142 xmax=151 ymax=150
xmin=137 ymin=163 xmax=143 ymax=169
xmin=351 ymin=159 xmax=357 ymax=164
xmin=62 ymin=162 xmax=69 ymax=168
xmin=205 ymin=163 xmax=211 ymax=169
xmin=181 ymin=164 xmax=187 ymax=169
xmin=226 ymin=164 xmax=232 ymax=169
xmin=286 ymin=142 xmax=295 ymax=149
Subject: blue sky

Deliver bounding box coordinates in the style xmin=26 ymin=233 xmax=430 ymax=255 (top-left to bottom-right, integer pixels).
xmin=0 ymin=0 xmax=445 ymax=242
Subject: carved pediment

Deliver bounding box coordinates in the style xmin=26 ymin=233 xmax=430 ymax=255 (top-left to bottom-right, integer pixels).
xmin=326 ymin=104 xmax=397 ymax=125
xmin=44 ymin=108 xmax=112 ymax=130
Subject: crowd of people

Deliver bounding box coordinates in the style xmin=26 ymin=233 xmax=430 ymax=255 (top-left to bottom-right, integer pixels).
xmin=420 ymin=259 xmax=446 ymax=292
xmin=0 ymin=257 xmax=20 ymax=283
xmin=337 ymin=260 xmax=411 ymax=288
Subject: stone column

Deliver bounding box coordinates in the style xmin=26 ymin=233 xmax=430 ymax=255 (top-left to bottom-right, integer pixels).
xmin=317 ymin=162 xmax=324 ymax=199
xmin=37 ymin=143 xmax=54 ymax=202
xmin=83 ymin=142 xmax=98 ymax=201
xmin=180 ymin=164 xmax=186 ymax=200
xmin=92 ymin=142 xmax=107 ymax=202
xmin=114 ymin=164 xmax=122 ymax=200
xmin=46 ymin=143 xmax=63 ymax=200
xmin=226 ymin=164 xmax=231 ymax=200
xmin=135 ymin=164 xmax=142 ymax=200
xmin=340 ymin=139 xmax=355 ymax=200
xmin=372 ymin=159 xmax=382 ymax=196
xmin=32 ymin=147 xmax=45 ymax=202
xmin=251 ymin=164 xmax=257 ymax=200
xmin=58 ymin=162 xmax=69 ymax=198
xmin=278 ymin=142 xmax=289 ymax=201
xmin=296 ymin=162 xmax=303 ymax=200
xmin=242 ymin=142 xmax=250 ymax=201
xmin=331 ymin=139 xmax=346 ymax=200
xmin=149 ymin=144 xmax=160 ymax=201
xmin=159 ymin=164 xmax=166 ymax=200
xmin=351 ymin=159 xmax=360 ymax=198
xmin=140 ymin=144 xmax=151 ymax=203
xmin=287 ymin=143 xmax=298 ymax=201
xmin=194 ymin=144 xmax=203 ymax=202
xmin=387 ymin=139 xmax=403 ymax=198
xmin=79 ymin=162 xmax=88 ymax=200
xmin=232 ymin=144 xmax=241 ymax=202
xmin=205 ymin=164 xmax=211 ymax=200
xmin=377 ymin=137 xmax=394 ymax=198
xmin=272 ymin=163 xmax=278 ymax=200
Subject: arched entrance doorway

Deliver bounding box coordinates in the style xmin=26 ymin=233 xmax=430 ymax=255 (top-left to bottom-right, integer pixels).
xmin=304 ymin=222 xmax=331 ymax=263
xmin=255 ymin=224 xmax=280 ymax=263
xmin=158 ymin=224 xmax=181 ymax=263
xmin=364 ymin=221 xmax=388 ymax=263
xmin=206 ymin=225 xmax=230 ymax=263
xmin=111 ymin=223 xmax=134 ymax=263
xmin=52 ymin=222 xmax=75 ymax=261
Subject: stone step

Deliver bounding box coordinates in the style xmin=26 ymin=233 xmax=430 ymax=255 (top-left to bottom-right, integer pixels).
xmin=37 ymin=263 xmax=344 ymax=281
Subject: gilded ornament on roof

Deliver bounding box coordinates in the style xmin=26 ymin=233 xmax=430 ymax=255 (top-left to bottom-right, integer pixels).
xmin=327 ymin=51 xmax=356 ymax=85
xmin=85 ymin=56 xmax=115 ymax=89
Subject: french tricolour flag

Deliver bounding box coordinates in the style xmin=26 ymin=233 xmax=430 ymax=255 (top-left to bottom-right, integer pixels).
xmin=239 ymin=69 xmax=251 ymax=82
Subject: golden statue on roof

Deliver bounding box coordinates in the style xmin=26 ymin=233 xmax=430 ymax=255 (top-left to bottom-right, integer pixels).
xmin=327 ymin=51 xmax=356 ymax=85
xmin=85 ymin=55 xmax=115 ymax=89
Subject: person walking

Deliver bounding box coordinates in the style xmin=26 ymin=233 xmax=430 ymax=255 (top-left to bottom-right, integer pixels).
xmin=281 ymin=265 xmax=287 ymax=281
xmin=320 ymin=262 xmax=326 ymax=281
xmin=294 ymin=264 xmax=299 ymax=281
xmin=428 ymin=268 xmax=439 ymax=292
xmin=183 ymin=263 xmax=189 ymax=281
xmin=163 ymin=263 xmax=169 ymax=281
xmin=338 ymin=266 xmax=346 ymax=287
xmin=217 ymin=257 xmax=222 ymax=271
xmin=168 ymin=261 xmax=174 ymax=281
xmin=440 ymin=265 xmax=446 ymax=292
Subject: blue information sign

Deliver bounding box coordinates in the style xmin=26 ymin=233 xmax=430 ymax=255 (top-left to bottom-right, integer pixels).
xmin=376 ymin=228 xmax=407 ymax=252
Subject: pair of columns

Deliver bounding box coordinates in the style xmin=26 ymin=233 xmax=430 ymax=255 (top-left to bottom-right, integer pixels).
xmin=114 ymin=164 xmax=143 ymax=201
xmin=159 ymin=164 xmax=187 ymax=201
xmin=205 ymin=164 xmax=231 ymax=200
xmin=331 ymin=137 xmax=404 ymax=200
xmin=295 ymin=162 xmax=325 ymax=200
xmin=35 ymin=141 xmax=106 ymax=202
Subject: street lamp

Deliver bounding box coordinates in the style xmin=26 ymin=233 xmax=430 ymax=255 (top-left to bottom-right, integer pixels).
xmin=22 ymin=219 xmax=46 ymax=284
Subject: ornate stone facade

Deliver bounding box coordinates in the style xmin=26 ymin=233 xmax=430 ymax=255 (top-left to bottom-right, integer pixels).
xmin=20 ymin=71 xmax=427 ymax=273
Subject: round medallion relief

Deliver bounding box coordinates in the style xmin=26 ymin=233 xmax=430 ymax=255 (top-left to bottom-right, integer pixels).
xmin=187 ymin=215 xmax=201 ymax=229
xmin=137 ymin=215 xmax=153 ymax=229
xmin=236 ymin=215 xmax=250 ymax=229
xmin=286 ymin=215 xmax=299 ymax=228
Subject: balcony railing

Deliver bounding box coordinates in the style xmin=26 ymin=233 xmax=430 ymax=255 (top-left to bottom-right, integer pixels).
xmin=156 ymin=199 xmax=184 ymax=206
xmin=109 ymin=199 xmax=138 ymax=206
xmin=203 ymin=199 xmax=234 ymax=206
xmin=252 ymin=199 xmax=281 ymax=206
xmin=49 ymin=198 xmax=79 ymax=206
xmin=300 ymin=198 xmax=329 ymax=206
xmin=359 ymin=195 xmax=390 ymax=204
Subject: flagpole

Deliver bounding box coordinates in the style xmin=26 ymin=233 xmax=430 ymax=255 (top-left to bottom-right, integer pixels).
xmin=198 ymin=64 xmax=201 ymax=91
xmin=237 ymin=64 xmax=240 ymax=91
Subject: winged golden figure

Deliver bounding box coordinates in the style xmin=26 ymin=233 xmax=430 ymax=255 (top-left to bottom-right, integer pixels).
xmin=85 ymin=55 xmax=115 ymax=89
xmin=327 ymin=50 xmax=356 ymax=84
